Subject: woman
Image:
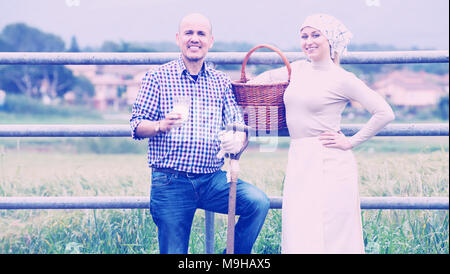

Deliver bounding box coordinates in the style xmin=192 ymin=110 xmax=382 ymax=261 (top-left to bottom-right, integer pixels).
xmin=250 ymin=14 xmax=395 ymax=253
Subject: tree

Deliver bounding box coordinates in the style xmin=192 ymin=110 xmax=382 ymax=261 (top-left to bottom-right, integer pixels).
xmin=99 ymin=40 xmax=155 ymax=52
xmin=1 ymin=23 xmax=65 ymax=52
xmin=0 ymin=65 xmax=76 ymax=100
xmin=437 ymin=94 xmax=449 ymax=120
xmin=0 ymin=23 xmax=76 ymax=101
xmin=0 ymin=65 xmax=43 ymax=96
xmin=100 ymin=40 xmax=122 ymax=52
xmin=68 ymin=36 xmax=80 ymax=52
xmin=0 ymin=37 xmax=12 ymax=51
xmin=41 ymin=65 xmax=76 ymax=98
xmin=71 ymin=75 xmax=95 ymax=103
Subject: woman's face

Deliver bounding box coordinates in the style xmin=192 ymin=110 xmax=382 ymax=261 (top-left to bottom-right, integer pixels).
xmin=300 ymin=26 xmax=331 ymax=62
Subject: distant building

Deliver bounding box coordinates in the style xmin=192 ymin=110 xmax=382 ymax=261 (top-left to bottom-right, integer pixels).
xmin=66 ymin=65 xmax=156 ymax=110
xmin=371 ymin=69 xmax=449 ymax=107
xmin=66 ymin=64 xmax=253 ymax=111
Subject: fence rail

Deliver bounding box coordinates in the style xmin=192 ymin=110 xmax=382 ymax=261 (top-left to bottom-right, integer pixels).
xmin=0 ymin=196 xmax=448 ymax=210
xmin=0 ymin=123 xmax=448 ymax=137
xmin=0 ymin=50 xmax=448 ymax=65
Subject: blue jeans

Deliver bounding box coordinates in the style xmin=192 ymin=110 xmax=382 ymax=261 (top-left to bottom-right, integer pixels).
xmin=149 ymin=169 xmax=270 ymax=254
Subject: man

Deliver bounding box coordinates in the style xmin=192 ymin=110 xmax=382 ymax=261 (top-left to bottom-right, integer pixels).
xmin=130 ymin=13 xmax=270 ymax=254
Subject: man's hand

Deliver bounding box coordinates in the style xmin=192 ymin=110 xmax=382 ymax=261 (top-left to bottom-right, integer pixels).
xmin=160 ymin=112 xmax=183 ymax=132
xmin=135 ymin=113 xmax=183 ymax=138
xmin=217 ymin=129 xmax=247 ymax=158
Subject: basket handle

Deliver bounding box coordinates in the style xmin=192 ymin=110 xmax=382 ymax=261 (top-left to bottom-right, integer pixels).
xmin=240 ymin=44 xmax=292 ymax=83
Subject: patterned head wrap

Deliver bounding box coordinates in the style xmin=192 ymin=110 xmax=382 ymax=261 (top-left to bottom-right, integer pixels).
xmin=300 ymin=13 xmax=353 ymax=59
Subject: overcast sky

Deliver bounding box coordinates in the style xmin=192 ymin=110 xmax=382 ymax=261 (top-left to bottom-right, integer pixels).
xmin=0 ymin=0 xmax=449 ymax=50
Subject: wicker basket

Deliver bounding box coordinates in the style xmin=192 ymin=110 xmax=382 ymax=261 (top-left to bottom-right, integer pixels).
xmin=232 ymin=44 xmax=291 ymax=132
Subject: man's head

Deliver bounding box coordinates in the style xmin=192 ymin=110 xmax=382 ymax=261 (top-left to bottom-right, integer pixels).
xmin=176 ymin=13 xmax=214 ymax=64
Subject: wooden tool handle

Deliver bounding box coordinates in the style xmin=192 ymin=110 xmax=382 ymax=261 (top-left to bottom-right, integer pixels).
xmin=226 ymin=159 xmax=239 ymax=254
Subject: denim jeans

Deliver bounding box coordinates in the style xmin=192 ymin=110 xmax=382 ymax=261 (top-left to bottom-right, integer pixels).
xmin=149 ymin=169 xmax=270 ymax=254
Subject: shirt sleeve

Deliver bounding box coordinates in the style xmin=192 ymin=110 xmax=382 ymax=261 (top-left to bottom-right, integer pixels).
xmin=341 ymin=72 xmax=395 ymax=148
xmin=130 ymin=71 xmax=161 ymax=140
xmin=222 ymin=76 xmax=245 ymax=127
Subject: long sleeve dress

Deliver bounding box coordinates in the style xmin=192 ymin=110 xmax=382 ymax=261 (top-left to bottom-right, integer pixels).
xmin=250 ymin=59 xmax=395 ymax=253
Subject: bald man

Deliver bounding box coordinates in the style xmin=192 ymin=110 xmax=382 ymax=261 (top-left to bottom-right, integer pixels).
xmin=130 ymin=13 xmax=270 ymax=254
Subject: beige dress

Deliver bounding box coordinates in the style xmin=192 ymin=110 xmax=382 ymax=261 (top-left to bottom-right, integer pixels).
xmin=251 ymin=59 xmax=395 ymax=253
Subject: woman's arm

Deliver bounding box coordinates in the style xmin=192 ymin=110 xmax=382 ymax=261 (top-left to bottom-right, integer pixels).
xmin=342 ymin=72 xmax=395 ymax=148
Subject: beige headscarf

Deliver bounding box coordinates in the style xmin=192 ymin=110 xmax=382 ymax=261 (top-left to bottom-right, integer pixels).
xmin=300 ymin=13 xmax=353 ymax=60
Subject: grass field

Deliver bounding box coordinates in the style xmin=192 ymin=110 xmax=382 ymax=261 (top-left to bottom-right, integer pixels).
xmin=0 ymin=137 xmax=448 ymax=254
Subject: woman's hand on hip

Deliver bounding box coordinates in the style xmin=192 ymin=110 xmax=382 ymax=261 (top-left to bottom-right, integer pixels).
xmin=319 ymin=131 xmax=353 ymax=150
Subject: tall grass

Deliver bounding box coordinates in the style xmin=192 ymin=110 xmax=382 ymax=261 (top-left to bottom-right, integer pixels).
xmin=0 ymin=137 xmax=448 ymax=254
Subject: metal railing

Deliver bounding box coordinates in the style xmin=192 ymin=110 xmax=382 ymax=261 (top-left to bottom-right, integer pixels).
xmin=0 ymin=50 xmax=448 ymax=254
xmin=0 ymin=123 xmax=448 ymax=137
xmin=0 ymin=196 xmax=448 ymax=210
xmin=0 ymin=50 xmax=448 ymax=65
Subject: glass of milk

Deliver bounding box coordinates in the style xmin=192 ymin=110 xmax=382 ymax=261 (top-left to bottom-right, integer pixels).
xmin=172 ymin=96 xmax=190 ymax=126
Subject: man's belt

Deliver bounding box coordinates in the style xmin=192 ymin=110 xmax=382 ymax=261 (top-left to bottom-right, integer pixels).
xmin=152 ymin=167 xmax=203 ymax=178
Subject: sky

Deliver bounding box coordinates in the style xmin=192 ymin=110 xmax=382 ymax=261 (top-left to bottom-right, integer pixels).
xmin=0 ymin=0 xmax=449 ymax=51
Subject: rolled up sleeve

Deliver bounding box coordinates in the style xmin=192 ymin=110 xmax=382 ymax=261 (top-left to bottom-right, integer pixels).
xmin=223 ymin=78 xmax=245 ymax=127
xmin=130 ymin=71 xmax=160 ymax=140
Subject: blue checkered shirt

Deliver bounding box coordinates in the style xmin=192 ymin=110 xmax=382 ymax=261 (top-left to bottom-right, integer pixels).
xmin=130 ymin=55 xmax=244 ymax=174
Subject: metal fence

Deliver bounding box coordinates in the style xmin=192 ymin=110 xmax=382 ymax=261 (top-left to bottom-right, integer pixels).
xmin=0 ymin=123 xmax=448 ymax=137
xmin=0 ymin=50 xmax=448 ymax=65
xmin=0 ymin=196 xmax=448 ymax=210
xmin=0 ymin=50 xmax=448 ymax=254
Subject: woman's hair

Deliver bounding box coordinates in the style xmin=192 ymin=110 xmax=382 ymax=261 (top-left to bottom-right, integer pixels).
xmin=302 ymin=14 xmax=352 ymax=65
xmin=332 ymin=51 xmax=340 ymax=65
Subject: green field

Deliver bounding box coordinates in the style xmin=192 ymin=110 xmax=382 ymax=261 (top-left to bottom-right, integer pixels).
xmin=0 ymin=137 xmax=448 ymax=254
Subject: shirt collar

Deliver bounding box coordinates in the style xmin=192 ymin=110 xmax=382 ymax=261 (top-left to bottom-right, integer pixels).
xmin=176 ymin=54 xmax=212 ymax=79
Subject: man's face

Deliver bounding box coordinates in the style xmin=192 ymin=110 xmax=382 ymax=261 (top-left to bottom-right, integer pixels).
xmin=176 ymin=15 xmax=214 ymax=64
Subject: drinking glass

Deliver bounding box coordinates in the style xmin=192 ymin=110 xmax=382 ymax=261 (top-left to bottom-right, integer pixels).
xmin=172 ymin=96 xmax=190 ymax=125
